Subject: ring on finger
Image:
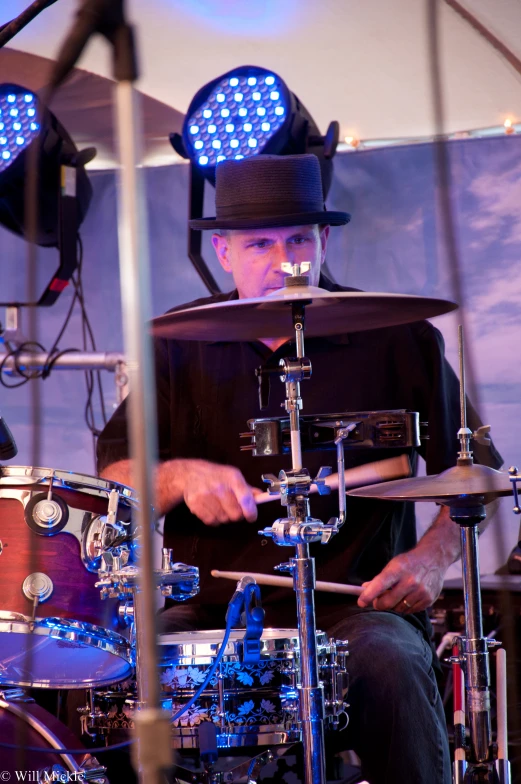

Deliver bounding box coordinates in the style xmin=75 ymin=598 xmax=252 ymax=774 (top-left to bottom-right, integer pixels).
xmin=401 ymin=598 xmax=412 ymax=610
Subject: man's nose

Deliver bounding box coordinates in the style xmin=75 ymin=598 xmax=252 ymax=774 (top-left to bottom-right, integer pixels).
xmin=270 ymin=242 xmax=294 ymax=272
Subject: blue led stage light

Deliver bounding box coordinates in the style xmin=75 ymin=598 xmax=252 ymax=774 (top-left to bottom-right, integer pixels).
xmin=0 ymin=89 xmax=41 ymax=174
xmin=168 ymin=65 xmax=340 ymax=296
xmin=0 ymin=84 xmax=95 ymax=306
xmin=170 ymin=65 xmax=340 ymax=196
xmin=181 ymin=67 xmax=290 ymax=169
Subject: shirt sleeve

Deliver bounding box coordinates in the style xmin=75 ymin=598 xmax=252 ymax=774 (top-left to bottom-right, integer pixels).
xmin=96 ymin=337 xmax=173 ymax=474
xmin=413 ymin=321 xmax=503 ymax=475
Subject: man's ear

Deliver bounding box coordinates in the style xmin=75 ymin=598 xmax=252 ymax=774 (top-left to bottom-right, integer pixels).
xmin=319 ymin=224 xmax=330 ymax=265
xmin=211 ymin=233 xmax=232 ymax=273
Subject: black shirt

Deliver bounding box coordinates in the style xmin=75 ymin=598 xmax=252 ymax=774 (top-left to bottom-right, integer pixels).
xmin=97 ymin=275 xmax=502 ymax=630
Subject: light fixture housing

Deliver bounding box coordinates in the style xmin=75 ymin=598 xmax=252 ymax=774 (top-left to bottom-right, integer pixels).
xmin=0 ymin=83 xmax=95 ymax=305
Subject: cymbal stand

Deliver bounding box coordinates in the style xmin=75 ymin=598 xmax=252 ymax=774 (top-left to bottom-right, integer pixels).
xmin=449 ymin=326 xmax=510 ymax=783
xmin=259 ymin=264 xmax=342 ymax=784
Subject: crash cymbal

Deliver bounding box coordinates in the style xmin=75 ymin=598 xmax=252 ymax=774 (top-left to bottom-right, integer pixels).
xmin=346 ymin=462 xmax=513 ymax=504
xmin=151 ymin=284 xmax=458 ymax=341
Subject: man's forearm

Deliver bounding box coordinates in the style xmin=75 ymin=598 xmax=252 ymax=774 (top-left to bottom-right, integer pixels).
xmin=415 ymin=505 xmax=462 ymax=571
xmin=416 ymin=498 xmax=500 ymax=569
xmin=100 ymin=459 xmax=186 ymax=517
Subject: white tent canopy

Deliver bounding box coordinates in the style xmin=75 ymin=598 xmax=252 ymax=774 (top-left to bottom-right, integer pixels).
xmin=2 ymin=0 xmax=521 ymax=162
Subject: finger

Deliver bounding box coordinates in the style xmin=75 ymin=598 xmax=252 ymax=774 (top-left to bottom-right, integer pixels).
xmin=372 ymin=582 xmax=413 ymax=612
xmin=391 ymin=594 xmax=416 ymax=614
xmin=188 ymin=495 xmax=229 ymax=526
xmin=395 ymin=589 xmax=431 ymax=614
xmin=357 ymin=572 xmax=400 ymax=607
xmin=234 ymin=484 xmax=258 ymax=522
xmin=219 ymin=489 xmax=245 ymax=522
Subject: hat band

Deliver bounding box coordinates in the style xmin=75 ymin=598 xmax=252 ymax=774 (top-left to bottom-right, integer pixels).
xmin=216 ymin=200 xmax=326 ymax=220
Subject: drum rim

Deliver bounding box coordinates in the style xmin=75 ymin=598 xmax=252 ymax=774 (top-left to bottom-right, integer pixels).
xmin=157 ymin=627 xmax=329 ymax=658
xmin=0 ymin=465 xmax=137 ymax=504
xmin=0 ymin=613 xmax=133 ymax=689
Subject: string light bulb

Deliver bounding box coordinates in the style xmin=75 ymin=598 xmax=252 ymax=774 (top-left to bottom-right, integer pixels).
xmin=344 ymin=135 xmax=360 ymax=148
xmin=504 ymin=118 xmax=515 ymax=135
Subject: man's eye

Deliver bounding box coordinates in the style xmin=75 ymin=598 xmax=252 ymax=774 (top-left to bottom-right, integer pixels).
xmin=291 ymin=237 xmax=309 ymax=245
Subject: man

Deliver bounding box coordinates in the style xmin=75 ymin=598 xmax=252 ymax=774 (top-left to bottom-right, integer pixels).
xmin=97 ymin=154 xmax=501 ymax=783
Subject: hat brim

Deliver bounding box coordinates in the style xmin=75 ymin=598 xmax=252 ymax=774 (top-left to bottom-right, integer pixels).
xmin=188 ymin=210 xmax=351 ymax=231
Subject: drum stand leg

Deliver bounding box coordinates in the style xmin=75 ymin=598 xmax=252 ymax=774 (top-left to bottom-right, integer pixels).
xmin=450 ymin=503 xmax=511 ymax=783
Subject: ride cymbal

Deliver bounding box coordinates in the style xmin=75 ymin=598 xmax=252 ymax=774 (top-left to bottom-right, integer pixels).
xmin=151 ymin=285 xmax=458 ymax=341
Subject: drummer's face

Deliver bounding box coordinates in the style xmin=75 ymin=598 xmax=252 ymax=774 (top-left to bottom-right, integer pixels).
xmin=211 ymin=224 xmax=329 ymax=299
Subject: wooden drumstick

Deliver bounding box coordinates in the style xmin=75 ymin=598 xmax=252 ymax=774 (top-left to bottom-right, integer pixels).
xmin=254 ymin=453 xmax=411 ymax=505
xmin=211 ymin=569 xmax=363 ymax=596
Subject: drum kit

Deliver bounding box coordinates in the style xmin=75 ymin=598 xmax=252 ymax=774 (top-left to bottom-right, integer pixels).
xmin=1 ymin=264 xmax=519 ymax=784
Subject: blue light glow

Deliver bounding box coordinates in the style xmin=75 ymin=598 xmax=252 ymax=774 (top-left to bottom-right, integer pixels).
xmin=235 ymin=154 xmax=244 ymax=159
xmin=0 ymin=86 xmax=42 ymax=173
xmin=184 ymin=68 xmax=288 ymax=166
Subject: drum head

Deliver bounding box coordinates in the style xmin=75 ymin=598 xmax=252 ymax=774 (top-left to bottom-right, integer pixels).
xmin=0 ymin=614 xmax=133 ymax=689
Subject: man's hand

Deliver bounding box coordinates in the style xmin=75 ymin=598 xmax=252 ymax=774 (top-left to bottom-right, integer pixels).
xmin=357 ymin=548 xmax=446 ymax=614
xmin=357 ymin=505 xmax=462 ymax=614
xmin=180 ymin=459 xmax=260 ymax=525
xmin=101 ymin=457 xmax=261 ymax=523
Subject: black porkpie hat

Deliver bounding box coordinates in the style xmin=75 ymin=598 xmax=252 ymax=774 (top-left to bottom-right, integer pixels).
xmin=188 ymin=154 xmax=351 ymax=231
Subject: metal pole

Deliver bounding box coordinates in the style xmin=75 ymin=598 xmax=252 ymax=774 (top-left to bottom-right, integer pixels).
xmin=114 ymin=79 xmax=171 ymax=782
xmin=459 ymin=520 xmax=491 ymax=763
xmin=289 ymin=306 xmax=326 ymax=784
xmin=0 ymin=351 xmax=126 ymax=372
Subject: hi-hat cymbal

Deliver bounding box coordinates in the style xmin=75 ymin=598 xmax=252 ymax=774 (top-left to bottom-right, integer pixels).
xmin=151 ymin=284 xmax=458 ymax=341
xmin=347 ymin=463 xmax=513 ymax=504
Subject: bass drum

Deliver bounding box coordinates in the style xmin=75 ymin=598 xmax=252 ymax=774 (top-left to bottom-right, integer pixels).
xmin=0 ymin=694 xmax=108 ymax=780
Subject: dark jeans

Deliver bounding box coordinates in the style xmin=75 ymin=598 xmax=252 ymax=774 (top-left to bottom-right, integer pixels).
xmin=160 ymin=604 xmax=452 ymax=784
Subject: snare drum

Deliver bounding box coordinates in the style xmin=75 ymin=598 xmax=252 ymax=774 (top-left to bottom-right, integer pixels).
xmin=159 ymin=628 xmax=348 ymax=749
xmin=0 ymin=466 xmax=137 ymax=689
